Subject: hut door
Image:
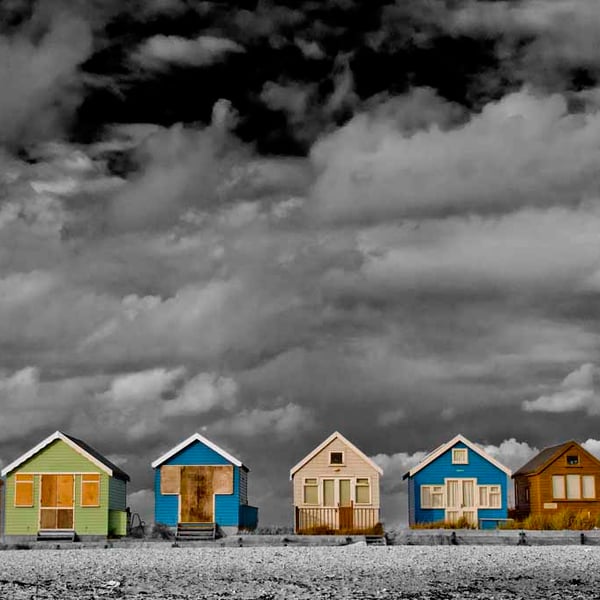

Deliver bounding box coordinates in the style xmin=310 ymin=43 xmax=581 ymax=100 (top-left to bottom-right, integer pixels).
xmin=180 ymin=467 xmax=214 ymax=522
xmin=40 ymin=474 xmax=74 ymax=529
xmin=338 ymin=480 xmax=353 ymax=530
xmin=445 ymin=478 xmax=477 ymax=526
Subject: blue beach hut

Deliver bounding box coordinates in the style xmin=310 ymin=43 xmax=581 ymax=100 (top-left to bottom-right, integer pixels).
xmin=152 ymin=433 xmax=258 ymax=537
xmin=403 ymin=434 xmax=511 ymax=529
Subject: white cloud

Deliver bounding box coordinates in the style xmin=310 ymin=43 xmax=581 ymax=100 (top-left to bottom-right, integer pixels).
xmin=100 ymin=367 xmax=185 ymax=406
xmin=134 ymin=34 xmax=244 ymax=69
xmin=582 ymin=439 xmax=600 ymax=460
xmin=522 ymin=363 xmax=600 ymax=414
xmin=481 ymin=438 xmax=539 ymax=473
xmin=312 ymin=88 xmax=600 ymax=222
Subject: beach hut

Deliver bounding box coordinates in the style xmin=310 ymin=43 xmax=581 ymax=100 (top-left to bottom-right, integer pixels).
xmin=403 ymin=434 xmax=511 ymax=528
xmin=290 ymin=431 xmax=383 ymax=534
xmin=152 ymin=433 xmax=258 ymax=538
xmin=1 ymin=431 xmax=129 ymax=542
xmin=513 ymin=440 xmax=600 ymax=520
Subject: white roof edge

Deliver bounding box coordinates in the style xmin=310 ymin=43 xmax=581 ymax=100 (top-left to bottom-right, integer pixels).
xmin=289 ymin=431 xmax=384 ymax=479
xmin=151 ymin=432 xmax=244 ymax=469
xmin=406 ymin=433 xmax=512 ymax=478
xmin=1 ymin=430 xmax=113 ymax=477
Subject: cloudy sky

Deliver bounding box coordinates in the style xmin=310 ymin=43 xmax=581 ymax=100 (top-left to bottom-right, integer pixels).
xmin=2 ymin=0 xmax=600 ymax=528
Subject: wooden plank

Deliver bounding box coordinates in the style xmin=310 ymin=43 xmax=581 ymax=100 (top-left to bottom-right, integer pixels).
xmin=40 ymin=508 xmax=56 ymax=529
xmin=161 ymin=466 xmax=181 ymax=494
xmin=57 ymin=508 xmax=74 ymax=529
xmin=15 ymin=474 xmax=34 ymax=506
xmin=57 ymin=475 xmax=74 ymax=508
xmin=82 ymin=474 xmax=100 ymax=506
xmin=212 ymin=466 xmax=233 ymax=494
xmin=181 ymin=467 xmax=213 ymax=522
xmin=41 ymin=475 xmax=57 ymax=508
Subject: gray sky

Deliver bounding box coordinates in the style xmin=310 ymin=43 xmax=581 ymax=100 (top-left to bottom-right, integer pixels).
xmin=1 ymin=0 xmax=600 ymax=528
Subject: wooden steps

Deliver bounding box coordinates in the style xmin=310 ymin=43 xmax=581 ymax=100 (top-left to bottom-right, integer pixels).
xmin=176 ymin=522 xmax=217 ymax=542
xmin=365 ymin=535 xmax=387 ymax=546
xmin=37 ymin=529 xmax=76 ymax=542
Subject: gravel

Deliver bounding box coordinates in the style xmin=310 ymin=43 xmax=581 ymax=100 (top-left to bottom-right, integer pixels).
xmin=0 ymin=545 xmax=598 ymax=599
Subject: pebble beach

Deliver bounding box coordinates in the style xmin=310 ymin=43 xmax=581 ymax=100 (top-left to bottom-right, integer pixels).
xmin=1 ymin=545 xmax=599 ymax=599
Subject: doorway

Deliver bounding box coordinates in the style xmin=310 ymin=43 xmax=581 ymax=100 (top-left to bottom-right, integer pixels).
xmin=39 ymin=474 xmax=74 ymax=529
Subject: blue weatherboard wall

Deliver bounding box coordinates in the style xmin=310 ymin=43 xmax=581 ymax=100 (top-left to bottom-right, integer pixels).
xmin=154 ymin=440 xmax=247 ymax=527
xmin=408 ymin=441 xmax=509 ymax=526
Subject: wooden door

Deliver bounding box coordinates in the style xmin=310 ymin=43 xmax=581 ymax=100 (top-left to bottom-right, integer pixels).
xmin=40 ymin=474 xmax=74 ymax=529
xmin=338 ymin=480 xmax=353 ymax=529
xmin=445 ymin=478 xmax=477 ymax=525
xmin=180 ymin=466 xmax=213 ymax=522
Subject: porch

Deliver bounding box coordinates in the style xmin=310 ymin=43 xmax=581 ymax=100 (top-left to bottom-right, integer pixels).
xmin=295 ymin=505 xmax=380 ymax=534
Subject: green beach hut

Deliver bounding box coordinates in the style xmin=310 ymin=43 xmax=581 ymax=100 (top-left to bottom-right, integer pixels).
xmin=1 ymin=431 xmax=130 ymax=542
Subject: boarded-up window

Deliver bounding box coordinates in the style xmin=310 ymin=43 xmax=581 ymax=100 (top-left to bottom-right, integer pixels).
xmin=81 ymin=474 xmax=100 ymax=506
xmin=552 ymin=475 xmax=565 ymax=499
xmin=583 ymin=475 xmax=595 ymax=499
xmin=213 ymin=466 xmax=234 ymax=494
xmin=303 ymin=478 xmax=318 ymax=504
xmin=566 ymin=474 xmax=580 ymax=499
xmin=323 ymin=479 xmax=335 ymax=506
xmin=421 ymin=486 xmax=432 ymax=508
xmin=161 ymin=466 xmax=181 ymax=494
xmin=15 ymin=474 xmax=34 ymax=507
xmin=356 ymin=478 xmax=370 ymax=504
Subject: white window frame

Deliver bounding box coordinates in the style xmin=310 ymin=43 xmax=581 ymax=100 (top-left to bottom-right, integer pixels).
xmin=355 ymin=477 xmax=371 ymax=505
xmin=302 ymin=477 xmax=319 ymax=505
xmin=452 ymin=448 xmax=468 ymax=464
xmin=420 ymin=484 xmax=445 ymax=509
xmin=552 ymin=475 xmax=566 ymax=499
xmin=583 ymin=475 xmax=595 ymax=499
xmin=479 ymin=485 xmax=501 ymax=508
xmin=14 ymin=473 xmax=35 ymax=507
xmin=80 ymin=474 xmax=101 ymax=508
xmin=329 ymin=451 xmax=345 ymax=466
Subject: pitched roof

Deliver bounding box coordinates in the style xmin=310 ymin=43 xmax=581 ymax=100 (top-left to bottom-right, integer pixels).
xmin=0 ymin=431 xmax=130 ymax=481
xmin=513 ymin=440 xmax=599 ymax=477
xmin=151 ymin=432 xmax=247 ymax=470
xmin=402 ymin=433 xmax=512 ymax=479
xmin=289 ymin=431 xmax=384 ymax=479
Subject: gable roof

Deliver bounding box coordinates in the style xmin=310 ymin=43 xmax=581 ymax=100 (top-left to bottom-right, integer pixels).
xmin=151 ymin=432 xmax=246 ymax=470
xmin=402 ymin=433 xmax=512 ymax=479
xmin=513 ymin=440 xmax=600 ymax=477
xmin=289 ymin=431 xmax=384 ymax=479
xmin=0 ymin=431 xmax=130 ymax=481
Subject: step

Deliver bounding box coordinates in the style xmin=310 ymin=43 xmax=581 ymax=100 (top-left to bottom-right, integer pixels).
xmin=176 ymin=522 xmax=217 ymax=541
xmin=365 ymin=535 xmax=387 ymax=546
xmin=37 ymin=529 xmax=76 ymax=542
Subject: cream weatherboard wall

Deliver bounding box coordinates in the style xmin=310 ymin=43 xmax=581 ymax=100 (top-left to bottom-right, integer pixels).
xmin=3 ymin=437 xmax=128 ymax=538
xmin=292 ymin=437 xmax=381 ymax=509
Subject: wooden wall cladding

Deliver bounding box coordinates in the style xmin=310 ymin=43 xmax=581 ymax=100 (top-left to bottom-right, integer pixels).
xmin=161 ymin=466 xmax=181 ymax=494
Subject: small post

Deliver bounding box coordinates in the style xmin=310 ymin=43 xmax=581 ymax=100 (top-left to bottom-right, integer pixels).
xmin=518 ymin=531 xmax=527 ymax=546
xmin=450 ymin=531 xmax=458 ymax=545
xmin=580 ymin=532 xmax=586 ymax=545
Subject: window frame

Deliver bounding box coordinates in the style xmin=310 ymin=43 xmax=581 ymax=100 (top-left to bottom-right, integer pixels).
xmin=355 ymin=477 xmax=371 ymax=505
xmin=329 ymin=451 xmax=345 ymax=466
xmin=452 ymin=448 xmax=468 ymax=465
xmin=80 ymin=473 xmax=101 ymax=508
xmin=566 ymin=455 xmax=580 ymax=466
xmin=421 ymin=484 xmax=445 ymax=509
xmin=302 ymin=477 xmax=319 ymax=505
xmin=14 ymin=473 xmax=34 ymax=507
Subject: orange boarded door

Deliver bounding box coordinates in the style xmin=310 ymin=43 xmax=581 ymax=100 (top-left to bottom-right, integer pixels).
xmin=40 ymin=475 xmax=74 ymax=529
xmin=180 ymin=467 xmax=214 ymax=522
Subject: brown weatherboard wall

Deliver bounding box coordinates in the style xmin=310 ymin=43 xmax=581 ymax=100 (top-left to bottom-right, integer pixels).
xmin=293 ymin=438 xmax=380 ymax=509
xmin=515 ymin=443 xmax=600 ymax=517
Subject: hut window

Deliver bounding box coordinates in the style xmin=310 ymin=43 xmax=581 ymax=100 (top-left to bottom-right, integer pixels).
xmin=566 ymin=474 xmax=580 ymax=499
xmin=303 ymin=478 xmax=318 ymax=504
xmin=566 ymin=455 xmax=579 ymax=466
xmin=15 ymin=474 xmax=34 ymax=507
xmin=452 ymin=448 xmax=468 ymax=464
xmin=421 ymin=485 xmax=444 ymax=509
xmin=552 ymin=475 xmax=566 ymax=499
xmin=355 ymin=478 xmax=370 ymax=504
xmin=478 ymin=485 xmax=501 ymax=508
xmin=583 ymin=476 xmax=595 ymax=499
xmin=329 ymin=451 xmax=344 ymax=465
xmin=81 ymin=474 xmax=100 ymax=507
xmin=323 ymin=479 xmax=335 ymax=506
